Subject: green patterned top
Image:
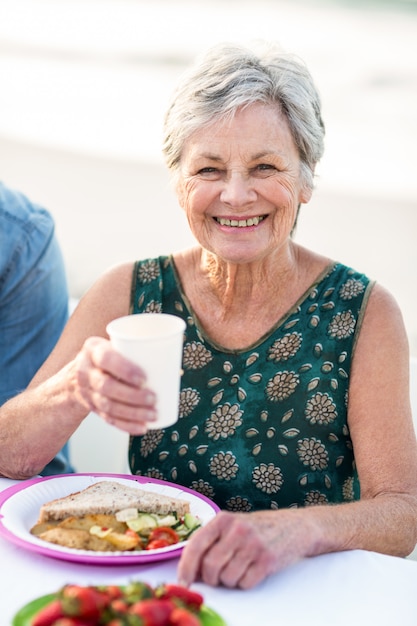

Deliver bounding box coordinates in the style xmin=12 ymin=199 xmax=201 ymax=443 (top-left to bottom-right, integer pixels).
xmin=128 ymin=256 xmax=373 ymax=511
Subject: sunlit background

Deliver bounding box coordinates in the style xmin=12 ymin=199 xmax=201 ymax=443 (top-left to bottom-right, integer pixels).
xmin=0 ymin=0 xmax=416 ymax=353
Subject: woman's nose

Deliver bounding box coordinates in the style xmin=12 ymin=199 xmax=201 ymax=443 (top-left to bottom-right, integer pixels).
xmin=219 ymin=173 xmax=257 ymax=207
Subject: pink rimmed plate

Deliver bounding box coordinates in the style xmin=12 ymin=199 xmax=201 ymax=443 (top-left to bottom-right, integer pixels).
xmin=0 ymin=473 xmax=219 ymax=565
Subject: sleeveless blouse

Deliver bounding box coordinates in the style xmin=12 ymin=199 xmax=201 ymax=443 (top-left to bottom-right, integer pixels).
xmin=128 ymin=256 xmax=374 ymax=511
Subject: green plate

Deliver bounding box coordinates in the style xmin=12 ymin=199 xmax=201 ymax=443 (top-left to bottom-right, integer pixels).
xmin=12 ymin=594 xmax=56 ymax=626
xmin=12 ymin=592 xmax=227 ymax=626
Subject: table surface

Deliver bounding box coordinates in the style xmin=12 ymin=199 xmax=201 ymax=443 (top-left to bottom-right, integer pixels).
xmin=1 ymin=475 xmax=417 ymax=626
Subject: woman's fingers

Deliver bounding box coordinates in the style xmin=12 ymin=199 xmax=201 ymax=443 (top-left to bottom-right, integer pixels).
xmin=178 ymin=512 xmax=226 ymax=586
xmin=90 ymin=388 xmax=158 ymax=432
xmin=73 ymin=336 xmax=158 ymax=430
xmin=178 ymin=512 xmax=251 ymax=587
xmin=178 ymin=510 xmax=291 ymax=589
xmin=85 ymin=336 xmax=145 ymax=387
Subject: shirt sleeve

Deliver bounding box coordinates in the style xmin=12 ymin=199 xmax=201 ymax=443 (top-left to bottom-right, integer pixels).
xmin=0 ymin=188 xmax=69 ymax=402
xmin=0 ymin=183 xmax=73 ymax=474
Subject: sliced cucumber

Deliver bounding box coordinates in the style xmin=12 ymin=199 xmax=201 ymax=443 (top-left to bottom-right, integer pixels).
xmin=126 ymin=513 xmax=158 ymax=533
xmin=115 ymin=507 xmax=139 ymax=522
xmin=184 ymin=513 xmax=201 ymax=530
xmin=154 ymin=514 xmax=177 ymax=528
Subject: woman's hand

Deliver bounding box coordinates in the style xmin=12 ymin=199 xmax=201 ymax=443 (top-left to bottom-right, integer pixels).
xmin=71 ymin=336 xmax=158 ymax=434
xmin=178 ymin=509 xmax=316 ymax=589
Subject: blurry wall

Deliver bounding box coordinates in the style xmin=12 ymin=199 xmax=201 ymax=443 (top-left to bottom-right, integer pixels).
xmin=0 ymin=0 xmax=416 ymax=353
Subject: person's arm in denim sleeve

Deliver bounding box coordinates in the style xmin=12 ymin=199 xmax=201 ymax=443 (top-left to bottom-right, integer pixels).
xmin=0 ymin=183 xmax=73 ymax=474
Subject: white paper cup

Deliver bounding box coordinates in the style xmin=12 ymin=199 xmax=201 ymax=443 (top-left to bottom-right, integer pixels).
xmin=106 ymin=313 xmax=186 ymax=429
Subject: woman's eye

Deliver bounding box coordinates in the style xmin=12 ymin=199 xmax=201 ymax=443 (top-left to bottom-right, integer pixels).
xmin=252 ymin=163 xmax=278 ymax=177
xmin=256 ymin=163 xmax=276 ymax=171
xmin=195 ymin=167 xmax=221 ymax=179
xmin=198 ymin=167 xmax=218 ymax=174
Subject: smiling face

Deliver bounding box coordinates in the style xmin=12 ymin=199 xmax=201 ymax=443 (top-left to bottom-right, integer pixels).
xmin=176 ymin=103 xmax=313 ymax=267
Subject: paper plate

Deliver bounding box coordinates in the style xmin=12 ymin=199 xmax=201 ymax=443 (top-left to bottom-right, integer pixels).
xmin=0 ymin=473 xmax=219 ymax=564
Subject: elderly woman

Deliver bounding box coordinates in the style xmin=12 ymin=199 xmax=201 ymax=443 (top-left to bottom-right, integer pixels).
xmin=1 ymin=42 xmax=416 ymax=589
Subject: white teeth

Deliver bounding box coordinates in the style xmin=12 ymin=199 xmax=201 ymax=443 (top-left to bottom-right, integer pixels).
xmin=217 ymin=216 xmax=264 ymax=227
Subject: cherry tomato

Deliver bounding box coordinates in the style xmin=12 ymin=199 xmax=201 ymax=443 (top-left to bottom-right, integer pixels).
xmin=146 ymin=538 xmax=171 ymax=550
xmin=124 ymin=528 xmax=143 ymax=548
xmin=147 ymin=526 xmax=179 ymax=546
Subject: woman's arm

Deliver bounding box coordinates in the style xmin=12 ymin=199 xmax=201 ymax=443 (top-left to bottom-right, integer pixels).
xmin=178 ymin=284 xmax=417 ymax=588
xmin=0 ymin=262 xmax=157 ymax=479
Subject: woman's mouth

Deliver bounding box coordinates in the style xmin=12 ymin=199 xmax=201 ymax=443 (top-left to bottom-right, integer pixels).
xmin=214 ymin=216 xmax=266 ymax=227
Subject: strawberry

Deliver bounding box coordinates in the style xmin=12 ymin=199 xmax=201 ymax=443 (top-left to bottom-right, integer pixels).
xmin=100 ymin=585 xmax=124 ymax=600
xmin=53 ymin=616 xmax=97 ymax=626
xmin=109 ymin=598 xmax=129 ymax=615
xmin=60 ymin=585 xmax=110 ymax=619
xmin=129 ymin=598 xmax=176 ymax=626
xmin=156 ymin=584 xmax=204 ymax=611
xmin=123 ymin=581 xmax=154 ymax=603
xmin=169 ymin=606 xmax=202 ymax=626
xmin=31 ymin=599 xmax=64 ymax=626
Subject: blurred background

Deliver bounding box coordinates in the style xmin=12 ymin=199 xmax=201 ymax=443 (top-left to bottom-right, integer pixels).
xmin=0 ymin=0 xmax=416 ymax=354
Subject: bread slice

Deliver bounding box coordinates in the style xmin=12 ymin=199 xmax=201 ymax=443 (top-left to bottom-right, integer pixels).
xmin=38 ymin=480 xmax=190 ymax=522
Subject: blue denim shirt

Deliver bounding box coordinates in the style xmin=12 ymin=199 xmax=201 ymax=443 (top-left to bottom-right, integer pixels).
xmin=0 ymin=182 xmax=73 ymax=475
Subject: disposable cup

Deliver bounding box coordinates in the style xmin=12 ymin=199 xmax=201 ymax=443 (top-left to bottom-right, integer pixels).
xmin=106 ymin=313 xmax=186 ymax=429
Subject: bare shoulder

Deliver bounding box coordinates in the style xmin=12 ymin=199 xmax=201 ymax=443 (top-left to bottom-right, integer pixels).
xmin=85 ymin=261 xmax=135 ymax=299
xmin=366 ymin=281 xmax=404 ymax=316
xmin=59 ymin=261 xmax=135 ymax=351
xmin=356 ymin=282 xmax=409 ymax=358
xmin=350 ymin=280 xmax=410 ymax=419
xmin=73 ymin=261 xmax=135 ymax=329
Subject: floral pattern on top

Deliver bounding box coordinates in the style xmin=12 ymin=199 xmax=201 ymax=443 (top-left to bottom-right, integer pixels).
xmin=128 ymin=256 xmax=373 ymax=511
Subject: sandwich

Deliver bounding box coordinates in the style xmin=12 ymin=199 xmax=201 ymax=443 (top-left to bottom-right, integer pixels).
xmin=37 ymin=480 xmax=191 ymax=521
xmin=30 ymin=480 xmax=200 ymax=552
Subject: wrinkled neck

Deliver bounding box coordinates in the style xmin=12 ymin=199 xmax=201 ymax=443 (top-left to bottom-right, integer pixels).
xmin=200 ymin=245 xmax=298 ymax=309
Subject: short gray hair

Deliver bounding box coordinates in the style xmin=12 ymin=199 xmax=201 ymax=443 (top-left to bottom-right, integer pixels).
xmin=162 ymin=42 xmax=325 ymax=190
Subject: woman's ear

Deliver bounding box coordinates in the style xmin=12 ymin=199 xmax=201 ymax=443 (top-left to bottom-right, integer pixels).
xmin=299 ymin=164 xmax=316 ymax=205
xmin=299 ymin=185 xmax=313 ymax=205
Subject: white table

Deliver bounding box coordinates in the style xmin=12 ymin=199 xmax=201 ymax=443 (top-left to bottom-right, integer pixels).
xmin=1 ymin=476 xmax=417 ymax=626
